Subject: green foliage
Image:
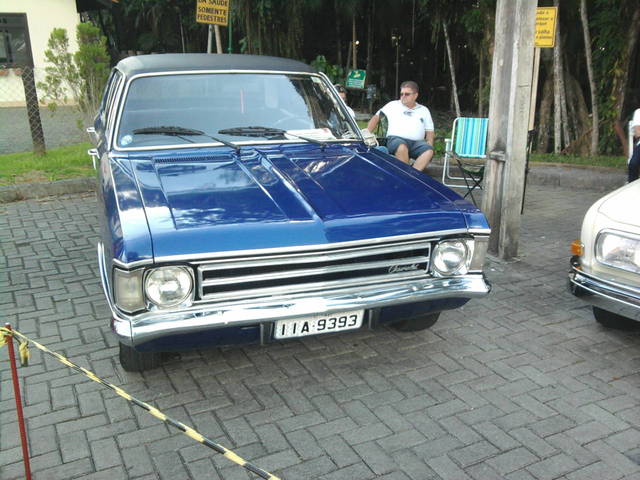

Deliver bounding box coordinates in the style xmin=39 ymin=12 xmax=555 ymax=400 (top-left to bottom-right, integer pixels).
xmin=38 ymin=28 xmax=81 ymax=108
xmin=590 ymin=0 xmax=626 ymax=154
xmin=37 ymin=23 xmax=110 ymax=123
xmin=0 ymin=143 xmax=93 ymax=185
xmin=75 ymin=23 xmax=110 ymax=114
xmin=233 ymin=0 xmax=305 ymax=58
xmin=310 ymin=55 xmax=345 ymax=84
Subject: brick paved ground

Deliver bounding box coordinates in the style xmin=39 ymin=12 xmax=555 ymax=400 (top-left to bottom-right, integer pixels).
xmin=1 ymin=186 xmax=639 ymax=480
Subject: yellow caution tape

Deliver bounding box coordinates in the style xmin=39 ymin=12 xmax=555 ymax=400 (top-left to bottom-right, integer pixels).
xmin=0 ymin=327 xmax=281 ymax=480
xmin=18 ymin=339 xmax=30 ymax=366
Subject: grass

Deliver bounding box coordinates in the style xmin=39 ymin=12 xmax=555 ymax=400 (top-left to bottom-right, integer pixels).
xmin=529 ymin=153 xmax=626 ymax=169
xmin=0 ymin=138 xmax=627 ymax=187
xmin=0 ymin=143 xmax=93 ymax=186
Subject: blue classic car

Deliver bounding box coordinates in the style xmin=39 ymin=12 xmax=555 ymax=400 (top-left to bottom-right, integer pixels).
xmin=90 ymin=54 xmax=491 ymax=371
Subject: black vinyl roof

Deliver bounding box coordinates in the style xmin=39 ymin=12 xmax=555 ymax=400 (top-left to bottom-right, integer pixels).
xmin=116 ymin=53 xmax=316 ymax=76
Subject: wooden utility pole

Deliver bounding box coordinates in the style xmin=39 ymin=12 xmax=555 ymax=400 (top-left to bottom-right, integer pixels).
xmin=214 ymin=25 xmax=223 ymax=53
xmin=482 ymin=0 xmax=537 ymax=259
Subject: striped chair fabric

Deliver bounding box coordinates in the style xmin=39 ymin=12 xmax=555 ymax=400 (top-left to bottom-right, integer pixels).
xmin=441 ymin=117 xmax=489 ymax=205
xmin=454 ymin=117 xmax=489 ymax=158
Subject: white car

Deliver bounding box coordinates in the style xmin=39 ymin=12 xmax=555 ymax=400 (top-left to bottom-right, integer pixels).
xmin=569 ymin=181 xmax=640 ymax=328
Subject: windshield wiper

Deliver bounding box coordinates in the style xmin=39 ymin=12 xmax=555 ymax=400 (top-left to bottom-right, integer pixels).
xmin=132 ymin=126 xmax=240 ymax=152
xmin=218 ymin=126 xmax=328 ymax=149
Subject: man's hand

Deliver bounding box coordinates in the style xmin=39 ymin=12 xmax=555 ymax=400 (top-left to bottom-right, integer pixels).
xmin=367 ymin=114 xmax=380 ymax=134
xmin=426 ymin=130 xmax=435 ymax=146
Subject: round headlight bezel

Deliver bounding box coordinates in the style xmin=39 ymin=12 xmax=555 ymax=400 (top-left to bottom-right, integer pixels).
xmin=432 ymin=239 xmax=470 ymax=276
xmin=144 ymin=266 xmax=194 ymax=309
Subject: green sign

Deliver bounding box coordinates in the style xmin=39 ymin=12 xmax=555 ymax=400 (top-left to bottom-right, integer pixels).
xmin=346 ymin=69 xmax=366 ymax=89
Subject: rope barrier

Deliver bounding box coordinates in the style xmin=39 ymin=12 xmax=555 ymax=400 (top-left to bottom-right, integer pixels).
xmin=0 ymin=327 xmax=282 ymax=480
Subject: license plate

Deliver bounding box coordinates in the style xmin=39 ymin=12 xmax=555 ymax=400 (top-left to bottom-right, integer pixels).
xmin=274 ymin=310 xmax=364 ymax=340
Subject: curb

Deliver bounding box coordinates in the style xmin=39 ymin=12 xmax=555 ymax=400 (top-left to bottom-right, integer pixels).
xmin=428 ymin=162 xmax=625 ymax=193
xmin=0 ymin=177 xmax=96 ymax=203
xmin=0 ymin=163 xmax=626 ymax=204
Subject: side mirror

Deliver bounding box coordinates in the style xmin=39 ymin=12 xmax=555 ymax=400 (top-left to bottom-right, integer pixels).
xmin=88 ymin=148 xmax=99 ymax=170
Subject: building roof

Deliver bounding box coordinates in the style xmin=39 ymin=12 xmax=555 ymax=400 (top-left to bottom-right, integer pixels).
xmin=115 ymin=53 xmax=316 ymax=77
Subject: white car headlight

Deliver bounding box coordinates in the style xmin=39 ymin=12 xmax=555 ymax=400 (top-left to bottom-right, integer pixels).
xmin=145 ymin=266 xmax=194 ymax=308
xmin=595 ymin=230 xmax=640 ymax=274
xmin=432 ymin=240 xmax=469 ymax=276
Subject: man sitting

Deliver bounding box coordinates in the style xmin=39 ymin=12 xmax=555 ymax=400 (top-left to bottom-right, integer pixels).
xmin=366 ymin=81 xmax=435 ymax=171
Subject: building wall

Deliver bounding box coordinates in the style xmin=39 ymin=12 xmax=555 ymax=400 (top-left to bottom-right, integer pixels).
xmin=0 ymin=0 xmax=81 ymax=105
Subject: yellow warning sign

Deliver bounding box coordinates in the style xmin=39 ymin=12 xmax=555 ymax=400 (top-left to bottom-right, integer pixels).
xmin=535 ymin=7 xmax=558 ymax=48
xmin=196 ymin=0 xmax=229 ymax=26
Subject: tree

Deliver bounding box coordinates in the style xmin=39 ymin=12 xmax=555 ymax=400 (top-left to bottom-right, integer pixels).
xmin=610 ymin=4 xmax=640 ymax=156
xmin=81 ymin=0 xmax=638 ymax=153
xmin=579 ymin=0 xmax=598 ymax=155
xmin=38 ymin=23 xmax=110 ymax=125
xmin=233 ymin=0 xmax=306 ymax=58
xmin=442 ymin=21 xmax=460 ymax=117
xmin=591 ymin=0 xmax=640 ymax=155
xmin=552 ymin=0 xmax=567 ymax=153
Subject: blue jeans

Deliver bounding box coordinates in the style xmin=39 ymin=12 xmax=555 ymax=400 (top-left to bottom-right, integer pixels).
xmin=386 ymin=136 xmax=432 ymax=158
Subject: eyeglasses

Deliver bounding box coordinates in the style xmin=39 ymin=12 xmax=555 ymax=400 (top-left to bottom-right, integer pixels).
xmin=400 ymin=92 xmax=415 ymax=97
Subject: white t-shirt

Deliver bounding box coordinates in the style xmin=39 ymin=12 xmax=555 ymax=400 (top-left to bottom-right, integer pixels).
xmin=378 ymin=100 xmax=434 ymax=141
xmin=345 ymin=105 xmax=355 ymax=118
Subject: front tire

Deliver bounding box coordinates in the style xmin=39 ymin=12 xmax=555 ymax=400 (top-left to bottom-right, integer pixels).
xmin=391 ymin=312 xmax=440 ymax=332
xmin=592 ymin=307 xmax=638 ymax=331
xmin=119 ymin=343 xmax=161 ymax=372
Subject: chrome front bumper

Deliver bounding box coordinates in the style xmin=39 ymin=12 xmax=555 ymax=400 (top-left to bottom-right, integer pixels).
xmin=568 ymin=264 xmax=640 ymax=322
xmin=99 ymin=245 xmax=491 ymax=347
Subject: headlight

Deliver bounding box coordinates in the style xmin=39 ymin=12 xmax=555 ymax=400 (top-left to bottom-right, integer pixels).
xmin=113 ymin=268 xmax=145 ymax=313
xmin=145 ymin=266 xmax=194 ymax=308
xmin=432 ymin=240 xmax=469 ymax=276
xmin=595 ymin=230 xmax=640 ymax=274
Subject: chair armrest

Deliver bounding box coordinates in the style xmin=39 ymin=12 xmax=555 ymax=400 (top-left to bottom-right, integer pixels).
xmin=445 ymin=138 xmax=452 ymax=152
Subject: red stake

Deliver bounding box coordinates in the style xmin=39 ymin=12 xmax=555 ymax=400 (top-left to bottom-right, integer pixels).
xmin=5 ymin=323 xmax=32 ymax=480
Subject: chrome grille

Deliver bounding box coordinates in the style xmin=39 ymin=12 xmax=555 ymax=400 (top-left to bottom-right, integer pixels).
xmin=196 ymin=238 xmax=432 ymax=302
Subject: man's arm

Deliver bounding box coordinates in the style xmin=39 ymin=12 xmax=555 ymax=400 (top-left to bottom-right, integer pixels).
xmin=425 ymin=129 xmax=435 ymax=146
xmin=367 ymin=114 xmax=380 ymax=133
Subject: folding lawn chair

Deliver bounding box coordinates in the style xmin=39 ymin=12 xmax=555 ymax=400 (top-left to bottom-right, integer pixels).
xmin=441 ymin=117 xmax=489 ymax=206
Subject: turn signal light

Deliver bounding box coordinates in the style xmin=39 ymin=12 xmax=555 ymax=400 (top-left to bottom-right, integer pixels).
xmin=571 ymin=240 xmax=584 ymax=256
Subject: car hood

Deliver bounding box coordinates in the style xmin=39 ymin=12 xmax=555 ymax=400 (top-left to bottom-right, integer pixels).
xmin=598 ymin=179 xmax=640 ymax=226
xmin=128 ymin=144 xmax=481 ymax=259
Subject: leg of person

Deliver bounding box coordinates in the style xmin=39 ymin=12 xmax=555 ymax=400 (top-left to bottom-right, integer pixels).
xmin=409 ymin=140 xmax=434 ymax=171
xmin=387 ymin=136 xmax=411 ymax=164
xmin=395 ymin=144 xmax=410 ymax=164
xmin=629 ymin=143 xmax=640 ymax=182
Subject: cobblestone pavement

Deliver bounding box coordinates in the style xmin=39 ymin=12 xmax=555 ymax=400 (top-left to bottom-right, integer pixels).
xmin=1 ymin=186 xmax=639 ymax=480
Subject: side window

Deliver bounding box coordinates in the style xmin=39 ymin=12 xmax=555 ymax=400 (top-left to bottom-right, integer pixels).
xmin=98 ymin=70 xmax=122 ymax=134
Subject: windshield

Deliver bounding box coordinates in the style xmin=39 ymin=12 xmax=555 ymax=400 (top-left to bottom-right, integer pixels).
xmin=116 ymin=72 xmax=359 ymax=148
